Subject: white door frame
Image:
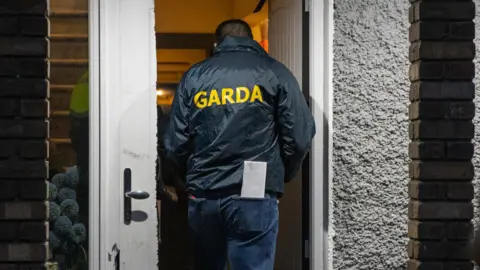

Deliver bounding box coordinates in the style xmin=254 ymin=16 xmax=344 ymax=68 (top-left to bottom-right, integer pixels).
xmin=89 ymin=0 xmax=158 ymax=269
xmin=88 ymin=0 xmax=334 ymax=268
xmin=88 ymin=0 xmax=101 ymax=268
xmin=308 ymin=0 xmax=334 ymax=269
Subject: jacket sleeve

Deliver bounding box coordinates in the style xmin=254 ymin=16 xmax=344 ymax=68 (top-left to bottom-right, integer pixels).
xmin=163 ymin=72 xmax=192 ymax=177
xmin=273 ymin=63 xmax=316 ymax=182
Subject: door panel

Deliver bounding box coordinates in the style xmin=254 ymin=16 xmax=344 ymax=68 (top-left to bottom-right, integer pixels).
xmin=98 ymin=0 xmax=158 ymax=268
xmin=269 ymin=0 xmax=304 ymax=269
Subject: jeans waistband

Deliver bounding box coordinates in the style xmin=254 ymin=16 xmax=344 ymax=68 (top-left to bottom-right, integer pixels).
xmin=189 ymin=188 xmax=277 ymax=200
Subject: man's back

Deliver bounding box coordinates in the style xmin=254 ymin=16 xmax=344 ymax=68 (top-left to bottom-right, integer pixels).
xmin=163 ymin=19 xmax=315 ymax=270
xmin=164 ymin=36 xmax=315 ymax=196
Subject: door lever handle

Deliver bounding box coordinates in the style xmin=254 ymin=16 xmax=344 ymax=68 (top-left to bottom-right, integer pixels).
xmin=123 ymin=168 xmax=150 ymax=224
xmin=125 ymin=190 xmax=150 ymax=200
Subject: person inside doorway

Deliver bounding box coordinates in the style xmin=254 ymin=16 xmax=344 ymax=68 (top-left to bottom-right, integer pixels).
xmin=164 ymin=19 xmax=315 ymax=270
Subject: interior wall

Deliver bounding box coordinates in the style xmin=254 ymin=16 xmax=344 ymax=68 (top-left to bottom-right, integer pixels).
xmin=268 ymin=0 xmax=303 ymax=269
xmin=155 ymin=0 xmax=233 ymax=33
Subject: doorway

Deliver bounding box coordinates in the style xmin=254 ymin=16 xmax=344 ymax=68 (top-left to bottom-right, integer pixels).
xmin=81 ymin=0 xmax=333 ymax=269
xmin=155 ymin=0 xmax=307 ymax=269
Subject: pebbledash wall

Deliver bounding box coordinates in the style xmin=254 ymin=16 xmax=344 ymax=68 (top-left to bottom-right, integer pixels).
xmin=333 ymin=0 xmax=477 ymax=269
xmin=332 ymin=0 xmax=411 ymax=268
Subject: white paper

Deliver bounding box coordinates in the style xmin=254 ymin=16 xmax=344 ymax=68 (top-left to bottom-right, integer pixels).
xmin=241 ymin=161 xmax=267 ymax=198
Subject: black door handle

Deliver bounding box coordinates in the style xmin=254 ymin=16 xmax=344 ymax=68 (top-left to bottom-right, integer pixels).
xmin=123 ymin=169 xmax=150 ymax=224
xmin=125 ymin=190 xmax=150 ymax=200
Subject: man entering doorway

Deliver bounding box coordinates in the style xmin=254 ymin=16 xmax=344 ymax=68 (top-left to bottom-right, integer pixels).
xmin=164 ymin=19 xmax=315 ymax=270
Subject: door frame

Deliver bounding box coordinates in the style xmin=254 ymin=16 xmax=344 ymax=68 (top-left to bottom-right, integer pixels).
xmin=88 ymin=0 xmax=334 ymax=268
xmin=306 ymin=0 xmax=334 ymax=269
xmin=88 ymin=0 xmax=101 ymax=268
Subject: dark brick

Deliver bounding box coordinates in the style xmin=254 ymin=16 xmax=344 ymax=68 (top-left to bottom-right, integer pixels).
xmin=0 ymin=222 xmax=18 ymax=241
xmin=408 ymin=240 xmax=446 ymax=259
xmin=446 ymin=222 xmax=472 ymax=240
xmin=409 ymin=120 xmax=474 ymax=140
xmin=409 ymin=161 xmax=473 ymax=180
xmin=408 ymin=220 xmax=445 ymax=240
xmin=0 ymin=58 xmax=48 ymax=77
xmin=0 ymin=181 xmax=15 ymax=200
xmin=0 ymin=17 xmax=19 ymax=35
xmin=0 ymin=120 xmax=48 ymax=138
xmin=0 ymin=140 xmax=18 ymax=158
xmin=445 ymin=241 xmax=472 ymax=260
xmin=409 ymin=2 xmax=475 ymax=23
xmin=409 ymin=81 xmax=474 ymax=101
xmin=18 ymin=180 xmax=47 ymax=200
xmin=0 ymin=243 xmax=47 ymax=262
xmin=409 ymin=61 xmax=475 ymax=81
xmin=407 ymin=260 xmax=443 ymax=270
xmin=0 ymin=37 xmax=48 ymax=57
xmin=447 ymin=182 xmax=473 ymax=200
xmin=0 ymin=79 xmax=48 ymax=98
xmin=409 ymin=141 xmax=444 ymax=159
xmin=0 ymin=100 xmax=18 ymax=117
xmin=0 ymin=159 xmax=47 ymax=179
xmin=0 ymin=201 xmax=47 ymax=220
xmin=444 ymin=262 xmax=474 ymax=270
xmin=20 ymin=140 xmax=47 ymax=158
xmin=446 ymin=142 xmax=473 ymax=160
xmin=0 ymin=263 xmax=50 ymax=270
xmin=20 ymin=16 xmax=48 ymax=36
xmin=0 ymin=0 xmax=48 ymax=15
xmin=21 ymin=100 xmax=48 ymax=118
xmin=0 ymin=180 xmax=47 ymax=200
xmin=409 ymin=42 xmax=475 ymax=62
xmin=409 ymin=21 xmax=475 ymax=42
xmin=409 ymin=181 xmax=446 ymax=200
xmin=408 ymin=201 xmax=473 ymax=220
xmin=18 ymin=221 xmax=48 ymax=241
xmin=409 ymin=101 xmax=475 ymax=120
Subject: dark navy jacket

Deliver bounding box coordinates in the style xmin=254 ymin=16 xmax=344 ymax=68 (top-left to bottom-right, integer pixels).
xmin=163 ymin=36 xmax=315 ymax=195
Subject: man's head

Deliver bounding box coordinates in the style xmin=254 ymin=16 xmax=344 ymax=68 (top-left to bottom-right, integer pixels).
xmin=215 ymin=19 xmax=253 ymax=44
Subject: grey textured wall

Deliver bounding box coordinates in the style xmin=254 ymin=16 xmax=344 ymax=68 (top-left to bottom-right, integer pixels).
xmin=332 ymin=1 xmax=410 ymax=269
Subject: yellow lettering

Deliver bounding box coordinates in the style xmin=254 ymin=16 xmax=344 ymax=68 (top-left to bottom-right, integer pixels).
xmin=194 ymin=91 xmax=207 ymax=108
xmin=249 ymin=85 xmax=264 ymax=102
xmin=236 ymin=87 xmax=250 ymax=103
xmin=208 ymin=89 xmax=221 ymax=106
xmin=221 ymin=88 xmax=235 ymax=105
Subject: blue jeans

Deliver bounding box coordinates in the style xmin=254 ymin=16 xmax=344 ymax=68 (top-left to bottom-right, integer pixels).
xmin=188 ymin=193 xmax=279 ymax=270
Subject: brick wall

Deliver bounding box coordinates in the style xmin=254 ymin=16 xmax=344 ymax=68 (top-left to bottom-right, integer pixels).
xmin=0 ymin=0 xmax=50 ymax=269
xmin=408 ymin=1 xmax=476 ymax=269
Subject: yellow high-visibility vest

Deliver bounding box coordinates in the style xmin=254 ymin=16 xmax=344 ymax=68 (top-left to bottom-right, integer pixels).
xmin=69 ymin=71 xmax=89 ymax=118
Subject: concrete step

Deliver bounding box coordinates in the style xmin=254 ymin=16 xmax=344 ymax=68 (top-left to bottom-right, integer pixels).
xmin=50 ymin=0 xmax=88 ymax=14
xmin=50 ymin=16 xmax=88 ymax=36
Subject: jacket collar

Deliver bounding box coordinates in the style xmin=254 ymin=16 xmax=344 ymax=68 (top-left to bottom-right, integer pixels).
xmin=213 ymin=36 xmax=267 ymax=55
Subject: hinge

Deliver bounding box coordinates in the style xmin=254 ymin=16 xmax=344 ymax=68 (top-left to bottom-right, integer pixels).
xmin=305 ymin=0 xmax=311 ymax=12
xmin=304 ymin=239 xmax=310 ymax=258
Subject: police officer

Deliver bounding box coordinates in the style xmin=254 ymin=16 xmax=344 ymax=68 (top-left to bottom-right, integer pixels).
xmin=164 ymin=19 xmax=315 ymax=270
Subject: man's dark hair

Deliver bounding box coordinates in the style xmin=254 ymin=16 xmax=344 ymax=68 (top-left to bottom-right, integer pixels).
xmin=215 ymin=19 xmax=253 ymax=43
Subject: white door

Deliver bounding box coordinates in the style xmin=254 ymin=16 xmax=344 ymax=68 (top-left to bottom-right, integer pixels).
xmin=90 ymin=0 xmax=158 ymax=268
